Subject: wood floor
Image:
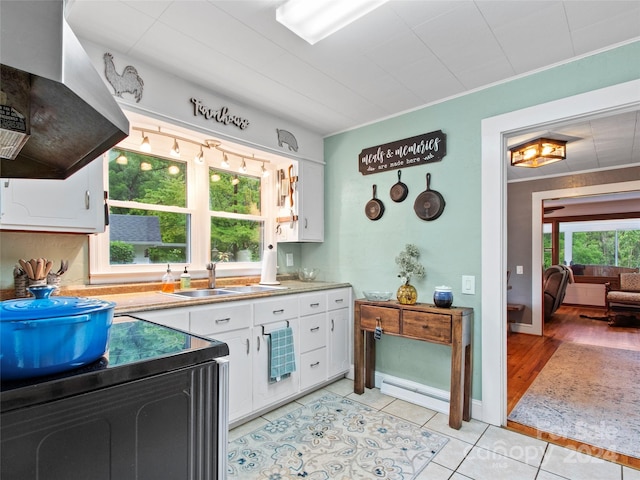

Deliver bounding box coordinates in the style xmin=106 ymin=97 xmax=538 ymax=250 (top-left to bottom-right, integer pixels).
xmin=506 ymin=304 xmax=640 ymax=468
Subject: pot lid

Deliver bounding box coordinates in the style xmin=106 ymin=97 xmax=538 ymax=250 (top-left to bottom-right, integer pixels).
xmin=434 ymin=285 xmax=452 ymax=292
xmin=0 ymin=296 xmax=115 ymax=321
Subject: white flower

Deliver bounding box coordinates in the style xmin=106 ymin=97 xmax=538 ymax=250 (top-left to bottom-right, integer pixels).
xmin=395 ymin=244 xmax=425 ymax=283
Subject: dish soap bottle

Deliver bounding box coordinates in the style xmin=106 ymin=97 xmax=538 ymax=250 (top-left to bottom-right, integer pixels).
xmin=180 ymin=266 xmax=191 ymax=290
xmin=161 ymin=264 xmax=175 ymax=293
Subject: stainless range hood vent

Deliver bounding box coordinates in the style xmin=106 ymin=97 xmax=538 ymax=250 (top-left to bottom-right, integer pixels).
xmin=0 ymin=0 xmax=129 ymax=179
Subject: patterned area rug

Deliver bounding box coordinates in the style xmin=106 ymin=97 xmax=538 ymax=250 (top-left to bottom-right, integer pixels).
xmin=228 ymin=393 xmax=448 ymax=479
xmin=509 ymin=342 xmax=640 ymax=458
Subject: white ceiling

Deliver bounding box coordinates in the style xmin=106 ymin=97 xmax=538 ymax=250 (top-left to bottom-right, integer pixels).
xmin=66 ymin=0 xmax=640 ymax=181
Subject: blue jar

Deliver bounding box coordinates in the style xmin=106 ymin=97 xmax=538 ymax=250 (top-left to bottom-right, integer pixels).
xmin=433 ymin=286 xmax=453 ymax=308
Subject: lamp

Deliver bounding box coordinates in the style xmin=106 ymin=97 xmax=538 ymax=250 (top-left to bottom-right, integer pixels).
xmin=509 ymin=138 xmax=567 ymax=168
xmin=195 ymin=146 xmax=205 ymax=164
xmin=276 ymin=0 xmax=389 ymax=45
xmin=140 ymin=132 xmax=151 ymax=152
xmin=115 ymin=153 xmax=128 ymax=165
xmin=170 ymin=138 xmax=180 ymax=157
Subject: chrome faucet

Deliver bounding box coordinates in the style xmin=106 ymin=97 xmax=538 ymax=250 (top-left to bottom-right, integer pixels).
xmin=206 ymin=262 xmax=217 ymax=289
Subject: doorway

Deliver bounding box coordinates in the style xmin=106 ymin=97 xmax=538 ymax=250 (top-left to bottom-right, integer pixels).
xmin=480 ymin=78 xmax=640 ymax=427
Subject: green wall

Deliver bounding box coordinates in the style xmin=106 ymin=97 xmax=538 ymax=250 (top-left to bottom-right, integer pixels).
xmin=303 ymin=41 xmax=640 ymax=398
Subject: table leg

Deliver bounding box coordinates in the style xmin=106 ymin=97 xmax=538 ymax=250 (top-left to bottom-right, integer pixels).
xmin=365 ymin=331 xmax=375 ymax=389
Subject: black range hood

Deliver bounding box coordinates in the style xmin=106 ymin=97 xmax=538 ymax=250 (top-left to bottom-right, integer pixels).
xmin=0 ymin=0 xmax=129 ymax=179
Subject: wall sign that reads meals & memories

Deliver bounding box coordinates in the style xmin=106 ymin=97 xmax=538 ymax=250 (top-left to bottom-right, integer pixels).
xmin=359 ymin=130 xmax=446 ymax=175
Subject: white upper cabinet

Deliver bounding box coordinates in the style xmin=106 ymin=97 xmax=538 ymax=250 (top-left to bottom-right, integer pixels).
xmin=276 ymin=160 xmax=324 ymax=243
xmin=0 ymin=159 xmax=107 ymax=233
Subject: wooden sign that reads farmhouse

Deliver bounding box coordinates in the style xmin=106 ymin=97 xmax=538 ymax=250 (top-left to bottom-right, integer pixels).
xmin=359 ymin=130 xmax=446 ymax=175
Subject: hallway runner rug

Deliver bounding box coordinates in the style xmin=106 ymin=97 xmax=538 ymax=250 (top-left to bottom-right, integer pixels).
xmin=227 ymin=393 xmax=448 ymax=479
xmin=508 ymin=342 xmax=640 ymax=458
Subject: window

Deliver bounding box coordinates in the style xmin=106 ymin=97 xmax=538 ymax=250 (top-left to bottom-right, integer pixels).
xmin=89 ymin=117 xmax=283 ymax=284
xmin=543 ymin=219 xmax=640 ymax=271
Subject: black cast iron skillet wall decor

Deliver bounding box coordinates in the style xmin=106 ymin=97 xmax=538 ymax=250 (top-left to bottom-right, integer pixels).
xmin=414 ymin=173 xmax=445 ymax=221
xmin=365 ymin=184 xmax=385 ymax=220
xmin=389 ymin=170 xmax=408 ymax=202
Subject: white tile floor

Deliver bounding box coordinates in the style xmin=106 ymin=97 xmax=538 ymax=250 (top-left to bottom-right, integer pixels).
xmin=229 ymin=378 xmax=640 ymax=480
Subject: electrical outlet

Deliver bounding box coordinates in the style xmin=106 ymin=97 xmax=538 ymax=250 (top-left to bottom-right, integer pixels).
xmin=286 ymin=253 xmax=294 ymax=267
xmin=461 ymin=275 xmax=475 ymax=294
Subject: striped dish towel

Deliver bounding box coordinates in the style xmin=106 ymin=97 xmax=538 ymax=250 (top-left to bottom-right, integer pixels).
xmin=269 ymin=327 xmax=296 ymax=382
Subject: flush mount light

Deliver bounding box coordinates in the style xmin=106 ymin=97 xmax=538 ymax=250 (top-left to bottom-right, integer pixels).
xmin=170 ymin=138 xmax=180 ymax=157
xmin=211 ymin=172 xmax=221 ymax=182
xmin=115 ymin=153 xmax=128 ymax=165
xmin=195 ymin=146 xmax=205 ymax=164
xmin=140 ymin=132 xmax=151 ymax=152
xmin=509 ymin=138 xmax=567 ymax=168
xmin=221 ymin=153 xmax=230 ymax=168
xmin=168 ymin=165 xmax=180 ymax=175
xmin=276 ymin=0 xmax=389 ymax=45
xmin=140 ymin=161 xmax=152 ymax=171
xmin=239 ymin=158 xmax=247 ymax=173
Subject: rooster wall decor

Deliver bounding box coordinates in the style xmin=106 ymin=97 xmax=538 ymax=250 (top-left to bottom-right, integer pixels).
xmin=103 ymin=53 xmax=144 ymax=103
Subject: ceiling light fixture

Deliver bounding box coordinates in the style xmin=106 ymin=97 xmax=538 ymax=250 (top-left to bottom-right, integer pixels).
xmin=140 ymin=132 xmax=151 ymax=152
xmin=221 ymin=153 xmax=230 ymax=168
xmin=115 ymin=153 xmax=128 ymax=165
xmin=168 ymin=165 xmax=180 ymax=175
xmin=170 ymin=138 xmax=180 ymax=157
xmin=140 ymin=161 xmax=152 ymax=171
xmin=261 ymin=161 xmax=269 ymax=178
xmin=509 ymin=138 xmax=567 ymax=168
xmin=239 ymin=158 xmax=247 ymax=173
xmin=211 ymin=173 xmax=221 ymax=182
xmin=276 ymin=0 xmax=389 ymax=45
xmin=231 ymin=175 xmax=240 ymax=186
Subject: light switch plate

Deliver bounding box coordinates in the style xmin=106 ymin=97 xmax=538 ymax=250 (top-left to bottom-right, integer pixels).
xmin=286 ymin=253 xmax=294 ymax=267
xmin=462 ymin=275 xmax=475 ymax=294
xmin=516 ymin=265 xmax=523 ymax=274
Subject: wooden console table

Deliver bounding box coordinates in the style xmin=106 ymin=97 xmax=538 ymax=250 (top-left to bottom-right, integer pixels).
xmin=353 ymin=300 xmax=473 ymax=429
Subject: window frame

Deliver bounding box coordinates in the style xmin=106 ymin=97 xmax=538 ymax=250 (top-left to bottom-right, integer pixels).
xmin=89 ymin=125 xmax=277 ymax=285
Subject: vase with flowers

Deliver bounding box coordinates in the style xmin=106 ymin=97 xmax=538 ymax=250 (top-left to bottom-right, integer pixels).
xmin=395 ymin=244 xmax=425 ymax=304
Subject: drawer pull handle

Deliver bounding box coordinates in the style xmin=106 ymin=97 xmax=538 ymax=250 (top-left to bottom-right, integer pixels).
xmin=215 ymin=317 xmax=231 ymax=324
xmin=273 ymin=309 xmax=284 ymax=315
xmin=422 ymin=325 xmax=429 ymax=329
xmin=310 ymin=361 xmax=320 ymax=368
xmin=335 ymin=299 xmax=344 ymax=304
xmin=310 ymin=326 xmax=320 ymax=332
xmin=331 ymin=319 xmax=335 ymax=332
xmin=310 ymin=302 xmax=320 ymax=308
xmin=246 ymin=338 xmax=250 ymax=355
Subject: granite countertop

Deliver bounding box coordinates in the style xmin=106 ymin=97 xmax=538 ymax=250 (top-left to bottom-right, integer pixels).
xmin=90 ymin=280 xmax=352 ymax=314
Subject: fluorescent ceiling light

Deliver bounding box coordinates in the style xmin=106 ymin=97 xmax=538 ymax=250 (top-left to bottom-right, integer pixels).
xmin=276 ymin=0 xmax=389 ymax=45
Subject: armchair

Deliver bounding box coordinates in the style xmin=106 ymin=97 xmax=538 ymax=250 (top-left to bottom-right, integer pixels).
xmin=605 ymin=273 xmax=640 ymax=321
xmin=543 ymin=265 xmax=573 ymax=321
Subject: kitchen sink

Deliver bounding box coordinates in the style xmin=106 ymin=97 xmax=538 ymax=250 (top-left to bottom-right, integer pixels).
xmin=219 ymin=285 xmax=287 ymax=293
xmin=169 ymin=289 xmax=238 ymax=298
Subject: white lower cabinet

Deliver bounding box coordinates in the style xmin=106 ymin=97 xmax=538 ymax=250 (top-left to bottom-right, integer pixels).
xmin=130 ymin=286 xmax=352 ymax=425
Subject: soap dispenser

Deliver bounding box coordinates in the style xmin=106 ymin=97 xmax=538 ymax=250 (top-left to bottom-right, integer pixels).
xmin=180 ymin=266 xmax=191 ymax=289
xmin=161 ymin=264 xmax=175 ymax=293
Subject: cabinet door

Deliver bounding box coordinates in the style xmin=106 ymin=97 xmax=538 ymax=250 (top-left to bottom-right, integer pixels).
xmin=328 ymin=308 xmax=350 ymax=378
xmin=213 ymin=329 xmax=253 ymax=422
xmin=0 ymin=158 xmax=106 ymax=233
xmin=298 ymin=160 xmax=324 ymax=242
xmin=252 ymin=318 xmax=299 ymax=411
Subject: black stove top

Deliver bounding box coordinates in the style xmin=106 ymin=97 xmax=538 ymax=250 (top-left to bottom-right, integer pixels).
xmin=1 ymin=315 xmax=229 ymax=411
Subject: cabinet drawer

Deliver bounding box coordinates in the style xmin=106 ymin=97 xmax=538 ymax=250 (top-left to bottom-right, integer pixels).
xmin=254 ymin=296 xmax=299 ymax=325
xmin=327 ymin=288 xmax=350 ymax=311
xmin=299 ymin=313 xmax=327 ymax=353
xmin=360 ymin=305 xmax=400 ymax=334
xmin=299 ymin=292 xmax=327 ymax=317
xmin=402 ymin=310 xmax=452 ymax=344
xmin=190 ymin=303 xmax=252 ymax=335
xmin=299 ymin=348 xmax=327 ymax=390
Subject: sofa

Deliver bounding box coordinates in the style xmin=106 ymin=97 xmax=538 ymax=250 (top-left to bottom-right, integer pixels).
xmin=606 ymin=273 xmax=640 ymax=315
